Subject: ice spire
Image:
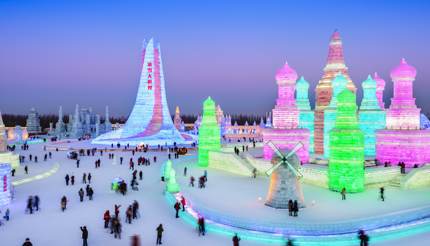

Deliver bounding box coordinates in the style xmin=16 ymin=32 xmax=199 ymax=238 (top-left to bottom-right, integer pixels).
xmin=58 ymin=106 xmax=64 ymax=123
xmin=0 ymin=110 xmax=4 ymax=127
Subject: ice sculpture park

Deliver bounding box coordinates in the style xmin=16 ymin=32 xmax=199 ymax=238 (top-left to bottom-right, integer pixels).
xmin=2 ymin=32 xmax=430 ymax=246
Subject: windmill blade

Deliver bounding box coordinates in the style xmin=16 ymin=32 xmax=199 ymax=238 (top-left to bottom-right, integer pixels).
xmin=284 ymin=142 xmax=304 ymax=159
xmin=284 ymin=160 xmax=303 ymax=178
xmin=265 ymin=160 xmax=283 ymax=176
xmin=266 ymin=141 xmax=284 ymax=159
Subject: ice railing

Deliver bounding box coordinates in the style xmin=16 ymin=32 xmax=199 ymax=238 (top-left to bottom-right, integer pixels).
xmin=186 ymin=199 xmax=430 ymax=236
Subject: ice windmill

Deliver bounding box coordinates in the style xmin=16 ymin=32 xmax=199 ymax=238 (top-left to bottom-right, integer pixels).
xmin=264 ymin=141 xmax=305 ymax=209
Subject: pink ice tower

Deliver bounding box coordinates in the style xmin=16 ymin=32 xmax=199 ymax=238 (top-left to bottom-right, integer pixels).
xmin=376 ymin=58 xmax=430 ymax=167
xmin=263 ymin=61 xmax=310 ymax=163
xmin=272 ymin=61 xmax=300 ymax=129
xmin=373 ymin=72 xmax=386 ymax=109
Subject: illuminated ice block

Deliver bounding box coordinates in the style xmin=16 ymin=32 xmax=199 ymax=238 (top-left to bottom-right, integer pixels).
xmin=92 ymin=39 xmax=193 ymax=146
xmin=263 ymin=61 xmax=310 ymax=163
xmin=0 ymin=163 xmax=12 ymax=206
xmin=323 ymin=73 xmax=348 ymax=158
xmin=329 ymin=89 xmax=365 ymax=193
xmin=376 ymin=59 xmax=430 ymax=166
xmin=198 ymin=97 xmax=221 ymax=167
xmin=296 ymin=76 xmax=315 ymax=153
xmin=314 ymin=31 xmax=356 ymax=155
xmin=359 ymin=75 xmax=386 ymax=157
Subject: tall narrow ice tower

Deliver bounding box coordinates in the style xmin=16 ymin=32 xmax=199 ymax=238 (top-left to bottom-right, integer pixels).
xmin=93 ymin=38 xmax=191 ymax=146
xmin=314 ymin=31 xmax=356 ymax=155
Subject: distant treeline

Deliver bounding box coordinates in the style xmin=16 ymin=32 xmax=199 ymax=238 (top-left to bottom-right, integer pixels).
xmin=2 ymin=113 xmax=268 ymax=129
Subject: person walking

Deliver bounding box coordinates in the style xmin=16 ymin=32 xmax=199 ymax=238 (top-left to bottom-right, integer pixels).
xmin=34 ymin=195 xmax=40 ymax=211
xmin=184 ymin=166 xmax=187 ymax=176
xmin=232 ymin=233 xmax=241 ymax=246
xmin=78 ymin=188 xmax=85 ymax=202
xmin=103 ymin=210 xmax=110 ymax=228
xmin=180 ymin=196 xmax=186 ymax=211
xmin=380 ymin=187 xmax=385 ymax=201
xmin=71 ymin=175 xmax=75 ymax=185
xmin=156 ymin=224 xmax=164 ymax=245
xmin=82 ymin=173 xmax=87 ymax=184
xmin=341 ymin=187 xmax=346 ymax=200
xmin=293 ymin=200 xmax=298 ymax=217
xmin=88 ymin=173 xmax=92 ymax=184
xmin=65 ymin=175 xmax=70 ymax=186
xmin=174 ymin=201 xmax=181 ymax=218
xmin=80 ymin=226 xmax=89 ymax=246
xmin=198 ymin=216 xmax=206 ymax=236
xmin=61 ymin=196 xmax=67 ymax=211
xmin=22 ymin=238 xmax=33 ymax=246
xmin=288 ymin=200 xmax=293 ymax=217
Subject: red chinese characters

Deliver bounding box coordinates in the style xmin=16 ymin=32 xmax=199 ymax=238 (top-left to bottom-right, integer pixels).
xmin=147 ymin=62 xmax=153 ymax=90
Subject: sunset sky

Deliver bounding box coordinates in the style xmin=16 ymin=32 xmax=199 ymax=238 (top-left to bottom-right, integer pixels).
xmin=1 ymin=0 xmax=429 ymax=116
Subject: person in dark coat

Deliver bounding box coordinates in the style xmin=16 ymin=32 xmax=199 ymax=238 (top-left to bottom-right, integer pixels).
xmin=288 ymin=200 xmax=293 ymax=216
xmin=358 ymin=230 xmax=369 ymax=246
xmin=34 ymin=195 xmax=40 ymax=211
xmin=341 ymin=187 xmax=346 ymax=200
xmin=293 ymin=200 xmax=298 ymax=217
xmin=22 ymin=238 xmax=33 ymax=246
xmin=198 ymin=216 xmax=206 ymax=236
xmin=65 ymin=174 xmax=70 ymax=186
xmin=174 ymin=201 xmax=181 ymax=218
xmin=380 ymin=187 xmax=385 ymax=201
xmin=232 ymin=233 xmax=241 ymax=246
xmin=71 ymin=175 xmax=75 ymax=185
xmin=61 ymin=196 xmax=67 ymax=211
xmin=156 ymin=224 xmax=164 ymax=245
xmin=78 ymin=188 xmax=85 ymax=202
xmin=80 ymin=226 xmax=89 ymax=246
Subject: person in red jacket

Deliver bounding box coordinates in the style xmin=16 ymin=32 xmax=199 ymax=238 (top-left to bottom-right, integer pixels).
xmin=103 ymin=210 xmax=110 ymax=228
xmin=180 ymin=196 xmax=186 ymax=211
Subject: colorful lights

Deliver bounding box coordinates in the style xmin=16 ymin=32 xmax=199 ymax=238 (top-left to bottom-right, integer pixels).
xmin=323 ymin=73 xmax=348 ymax=158
xmin=296 ymin=76 xmax=315 ymax=153
xmin=329 ymin=89 xmax=365 ymax=192
xmin=0 ymin=163 xmax=11 ymax=206
xmin=314 ymin=31 xmax=356 ymax=155
xmin=376 ymin=59 xmax=430 ymax=166
xmin=359 ymin=75 xmax=386 ymax=157
xmin=263 ymin=61 xmax=310 ymax=163
xmin=198 ymin=97 xmax=221 ymax=167
xmin=92 ymin=38 xmax=190 ymax=146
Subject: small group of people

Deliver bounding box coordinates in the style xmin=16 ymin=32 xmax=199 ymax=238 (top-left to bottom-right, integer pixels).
xmin=81 ymin=172 xmax=92 ymax=184
xmin=64 ymin=174 xmax=75 ymax=186
xmin=94 ymin=159 xmax=102 ymax=168
xmin=108 ymin=153 xmax=115 ymax=159
xmin=26 ymin=195 xmax=40 ymax=214
xmin=78 ymin=185 xmax=95 ymax=202
xmin=288 ymin=200 xmax=299 ymax=217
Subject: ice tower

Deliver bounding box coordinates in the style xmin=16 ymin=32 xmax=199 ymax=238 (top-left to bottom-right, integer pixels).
xmin=376 ymin=59 xmax=430 ymax=166
xmin=323 ymin=73 xmax=348 ymax=158
xmin=374 ymin=72 xmax=386 ymax=109
xmin=93 ymin=39 xmax=192 ymax=146
xmin=329 ymin=89 xmax=365 ymax=193
xmin=198 ymin=97 xmax=221 ymax=167
xmin=359 ymin=75 xmax=386 ymax=157
xmin=296 ymin=76 xmax=314 ymax=153
xmin=314 ymin=31 xmax=356 ymax=156
xmin=263 ymin=61 xmax=310 ymax=163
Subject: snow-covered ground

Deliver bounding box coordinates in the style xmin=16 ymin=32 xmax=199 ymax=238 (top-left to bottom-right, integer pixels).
xmin=0 ymin=141 xmax=430 ymax=246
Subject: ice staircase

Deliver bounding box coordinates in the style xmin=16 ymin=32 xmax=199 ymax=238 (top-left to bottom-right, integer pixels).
xmin=208 ymin=150 xmax=254 ymax=176
xmin=389 ymin=175 xmax=404 ymax=188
